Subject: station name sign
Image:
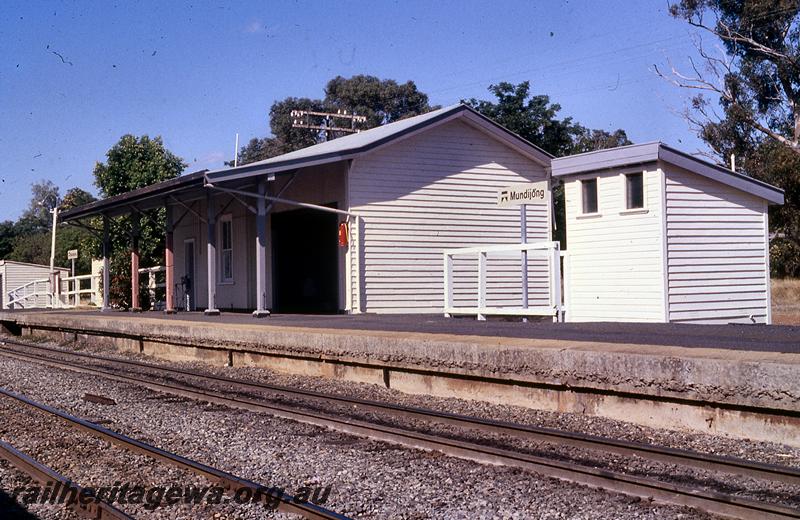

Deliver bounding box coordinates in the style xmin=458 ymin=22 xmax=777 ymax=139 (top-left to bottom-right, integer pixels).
xmin=497 ymin=181 xmax=548 ymax=207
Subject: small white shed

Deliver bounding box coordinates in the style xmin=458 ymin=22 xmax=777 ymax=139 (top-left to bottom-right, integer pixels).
xmin=0 ymin=260 xmax=68 ymax=309
xmin=552 ymin=142 xmax=784 ymax=324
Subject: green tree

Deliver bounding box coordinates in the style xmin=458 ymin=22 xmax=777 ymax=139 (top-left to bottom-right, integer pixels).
xmin=61 ymin=187 xmax=97 ymax=210
xmin=0 ymin=220 xmax=18 ymax=259
xmin=15 ymin=180 xmax=60 ymax=235
xmin=464 ymin=81 xmax=631 ymax=245
xmin=94 ymin=135 xmax=185 ymax=197
xmin=230 ymin=75 xmax=435 ymax=165
xmin=660 ymin=1 xmax=800 ymax=275
xmin=92 ymin=134 xmax=186 ymax=308
xmin=7 ymin=184 xmax=97 ymax=273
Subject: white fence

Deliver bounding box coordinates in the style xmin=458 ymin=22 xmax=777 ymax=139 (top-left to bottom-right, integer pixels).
xmin=443 ymin=241 xmax=565 ymax=321
xmin=5 ymin=274 xmax=100 ymax=309
xmin=6 ymin=278 xmax=53 ymax=309
xmin=58 ymin=274 xmax=101 ymax=307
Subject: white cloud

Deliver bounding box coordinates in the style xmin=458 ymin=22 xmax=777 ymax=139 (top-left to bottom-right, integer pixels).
xmin=244 ymin=20 xmax=265 ymax=34
xmin=195 ymin=151 xmax=226 ymax=167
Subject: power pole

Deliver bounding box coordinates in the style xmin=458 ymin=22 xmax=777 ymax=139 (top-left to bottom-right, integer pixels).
xmin=291 ymin=109 xmax=367 ymax=142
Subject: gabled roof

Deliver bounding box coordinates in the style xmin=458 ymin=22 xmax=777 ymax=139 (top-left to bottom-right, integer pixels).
xmin=551 ymin=141 xmax=784 ymax=205
xmin=61 ymin=104 xmax=553 ymax=222
xmin=205 ymin=103 xmax=553 ymax=183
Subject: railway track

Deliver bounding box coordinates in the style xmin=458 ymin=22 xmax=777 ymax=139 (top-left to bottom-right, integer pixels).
xmin=0 ymin=439 xmax=132 ymax=519
xmin=1 ymin=337 xmax=799 ymax=520
xmin=0 ymin=386 xmax=350 ymax=519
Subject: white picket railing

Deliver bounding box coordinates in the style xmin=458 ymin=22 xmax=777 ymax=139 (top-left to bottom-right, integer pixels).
xmin=443 ymin=241 xmax=565 ymax=322
xmin=58 ymin=274 xmax=101 ymax=308
xmin=6 ymin=278 xmax=53 ymax=309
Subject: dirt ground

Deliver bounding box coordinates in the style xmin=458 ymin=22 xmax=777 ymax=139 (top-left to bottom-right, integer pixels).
xmin=772 ymin=278 xmax=800 ymax=325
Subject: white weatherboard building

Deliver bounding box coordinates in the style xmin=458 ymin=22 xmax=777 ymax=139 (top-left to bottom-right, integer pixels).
xmin=0 ymin=260 xmax=69 ymax=309
xmin=553 ymin=142 xmax=784 ymax=324
xmin=59 ymin=105 xmax=784 ymax=324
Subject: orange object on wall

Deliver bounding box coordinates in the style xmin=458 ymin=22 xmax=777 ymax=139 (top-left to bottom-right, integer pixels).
xmin=338 ymin=221 xmax=349 ymax=247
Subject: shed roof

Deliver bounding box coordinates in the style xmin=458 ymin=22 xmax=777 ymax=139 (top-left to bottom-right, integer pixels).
xmin=551 ymin=142 xmax=784 ymax=205
xmin=0 ymin=260 xmax=69 ymax=271
xmin=61 ymin=104 xmax=552 ymax=222
xmin=204 ymin=103 xmax=553 ymax=183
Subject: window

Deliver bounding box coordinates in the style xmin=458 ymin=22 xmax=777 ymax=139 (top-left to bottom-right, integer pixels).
xmin=581 ymin=178 xmax=598 ymax=214
xmin=220 ymin=216 xmax=233 ymax=282
xmin=625 ymin=172 xmax=644 ymax=209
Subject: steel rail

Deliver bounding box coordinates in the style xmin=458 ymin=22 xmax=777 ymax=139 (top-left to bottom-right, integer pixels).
xmin=0 ymin=440 xmax=133 ymax=520
xmin=3 ymin=339 xmax=799 ymax=486
xmin=0 ymin=386 xmax=350 ymax=520
xmin=0 ymin=346 xmax=797 ymax=519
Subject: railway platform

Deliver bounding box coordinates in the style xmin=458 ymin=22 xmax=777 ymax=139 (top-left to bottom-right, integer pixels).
xmin=1 ymin=309 xmax=798 ymax=446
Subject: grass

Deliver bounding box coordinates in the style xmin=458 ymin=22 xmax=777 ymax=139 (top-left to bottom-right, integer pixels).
xmin=772 ymin=278 xmax=800 ymax=325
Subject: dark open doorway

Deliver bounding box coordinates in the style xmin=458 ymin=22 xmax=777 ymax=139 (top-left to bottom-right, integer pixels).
xmin=271 ymin=206 xmax=340 ymax=313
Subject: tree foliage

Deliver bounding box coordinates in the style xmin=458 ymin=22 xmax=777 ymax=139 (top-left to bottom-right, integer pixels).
xmin=661 ymin=1 xmax=800 ymax=276
xmin=15 ymin=180 xmax=60 ymax=235
xmin=231 ymin=75 xmax=435 ymax=165
xmin=94 ymin=135 xmax=185 ymax=198
xmin=464 ymin=82 xmax=630 ymax=157
xmin=4 ymin=183 xmax=97 ymax=273
xmin=91 ymin=134 xmax=187 ymax=308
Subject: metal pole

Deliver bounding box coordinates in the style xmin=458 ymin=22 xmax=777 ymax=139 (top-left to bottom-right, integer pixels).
xmin=234 ymin=133 xmax=239 ymax=168
xmin=520 ymin=204 xmax=528 ymax=322
xmin=204 ymin=191 xmax=220 ymax=316
xmin=253 ymin=179 xmax=269 ymax=318
xmin=101 ymin=216 xmax=110 ymax=312
xmin=49 ymin=207 xmax=58 ymax=273
xmin=49 ymin=207 xmax=58 ymax=304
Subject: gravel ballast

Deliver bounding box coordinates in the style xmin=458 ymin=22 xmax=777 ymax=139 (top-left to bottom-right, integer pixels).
xmin=3 ymin=335 xmax=795 ymax=518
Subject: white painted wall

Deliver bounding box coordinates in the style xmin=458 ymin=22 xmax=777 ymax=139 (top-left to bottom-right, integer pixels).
xmin=172 ymin=194 xmax=255 ymax=311
xmin=1 ymin=261 xmax=68 ymax=309
xmin=563 ymin=167 xmax=666 ymax=322
xmin=348 ymin=119 xmax=550 ymax=314
xmin=663 ymin=163 xmax=771 ymax=324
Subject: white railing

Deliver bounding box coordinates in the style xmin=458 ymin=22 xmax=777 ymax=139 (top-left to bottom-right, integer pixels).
xmin=58 ymin=274 xmax=101 ymax=308
xmin=139 ymin=266 xmax=166 ymax=310
xmin=443 ymin=241 xmax=564 ymax=322
xmin=6 ymin=278 xmax=53 ymax=309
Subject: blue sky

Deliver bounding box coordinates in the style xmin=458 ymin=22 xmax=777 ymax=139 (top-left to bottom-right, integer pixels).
xmin=0 ymin=0 xmax=711 ymax=221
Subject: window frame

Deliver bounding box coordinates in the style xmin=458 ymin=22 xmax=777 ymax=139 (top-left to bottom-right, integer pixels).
xmin=623 ymin=171 xmax=645 ymax=210
xmin=218 ymin=214 xmax=234 ymax=284
xmin=580 ymin=177 xmax=599 ymax=216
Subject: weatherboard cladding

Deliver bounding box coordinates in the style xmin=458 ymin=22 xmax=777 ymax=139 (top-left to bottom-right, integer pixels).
xmin=348 ymin=119 xmax=550 ymax=313
xmin=563 ymin=168 xmax=666 ymax=322
xmin=664 ymin=164 xmax=770 ymax=324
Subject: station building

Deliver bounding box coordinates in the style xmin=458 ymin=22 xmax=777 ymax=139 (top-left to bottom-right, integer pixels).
xmin=59 ymin=104 xmax=784 ymax=324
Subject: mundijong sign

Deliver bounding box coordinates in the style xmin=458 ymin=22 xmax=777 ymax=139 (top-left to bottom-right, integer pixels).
xmin=497 ymin=181 xmax=549 ymax=206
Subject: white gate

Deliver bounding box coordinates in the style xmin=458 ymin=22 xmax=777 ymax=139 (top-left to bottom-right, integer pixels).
xmin=443 ymin=241 xmax=566 ymax=321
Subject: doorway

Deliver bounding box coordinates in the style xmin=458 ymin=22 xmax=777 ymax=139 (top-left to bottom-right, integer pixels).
xmin=183 ymin=239 xmax=195 ymax=311
xmin=271 ymin=206 xmax=339 ymax=313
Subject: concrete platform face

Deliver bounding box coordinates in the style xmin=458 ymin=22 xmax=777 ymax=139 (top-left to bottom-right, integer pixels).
xmin=2 ymin=310 xmax=799 ymax=445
